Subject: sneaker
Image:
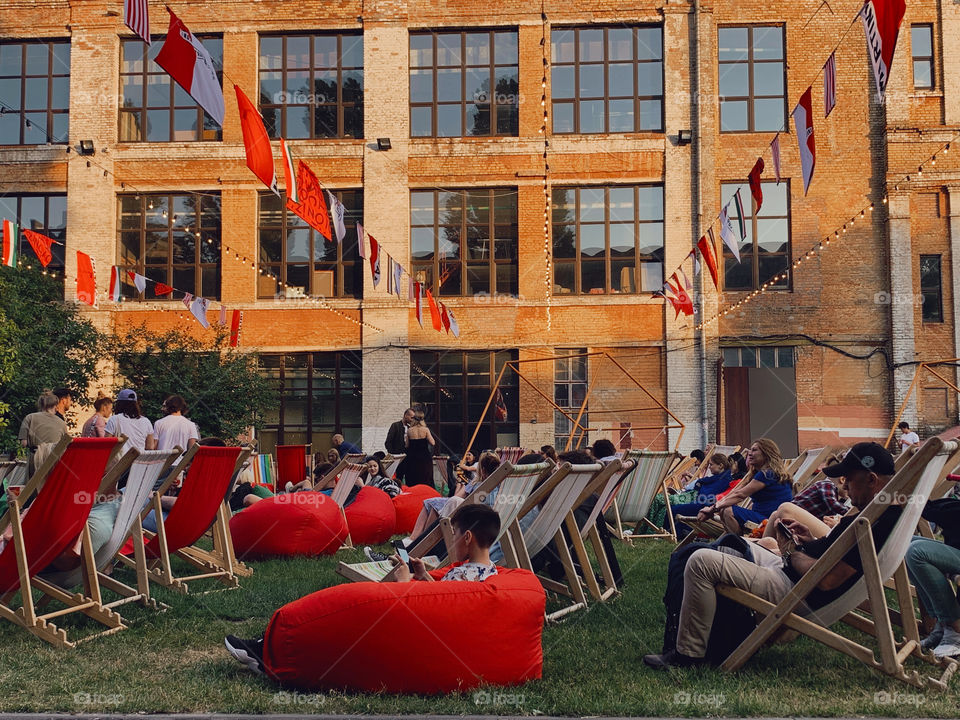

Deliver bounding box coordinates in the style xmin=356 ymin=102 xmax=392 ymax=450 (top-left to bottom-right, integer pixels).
xmin=933 ymin=628 xmax=960 ymax=659
xmin=921 ymin=620 xmax=945 ymax=652
xmin=401 ymin=537 xmax=412 ymax=548
xmin=285 ymin=481 xmax=295 ymax=493
xmin=642 ymin=649 xmax=707 ymax=669
xmin=363 ymin=546 xmax=391 ymax=562
xmin=224 ymin=635 xmax=265 ymax=675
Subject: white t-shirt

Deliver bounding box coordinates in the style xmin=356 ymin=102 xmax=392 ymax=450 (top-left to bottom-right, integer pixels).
xmin=104 ymin=414 xmax=155 ymax=454
xmin=154 ymin=413 xmax=200 ymax=453
xmin=899 ymin=431 xmax=920 ymax=452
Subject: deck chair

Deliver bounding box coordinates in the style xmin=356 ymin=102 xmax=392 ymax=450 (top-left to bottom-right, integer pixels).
xmin=607 ymin=450 xmax=681 ymax=542
xmin=330 ymin=462 xmax=367 ymax=549
xmin=498 ymin=447 xmax=525 ymax=464
xmin=275 ymin=444 xmax=311 ymax=490
xmin=790 ymin=446 xmax=841 ymax=492
xmin=384 ymin=453 xmax=405 ymax=478
xmin=336 ymin=461 xmax=553 ymax=583
xmin=718 ymin=437 xmax=959 ymax=690
xmin=0 ymin=437 xmax=125 ymax=648
xmin=662 ymin=455 xmax=696 ymax=492
xmin=0 ymin=460 xmax=27 ymax=486
xmin=433 ymin=454 xmax=450 ymax=493
xmin=125 ymin=445 xmax=250 ymax=594
xmin=343 ymin=453 xmax=365 ymax=464
xmin=41 ymin=448 xmax=182 ymax=611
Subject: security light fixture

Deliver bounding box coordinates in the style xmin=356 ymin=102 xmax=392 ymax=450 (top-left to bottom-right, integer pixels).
xmin=377 ymin=137 xmax=392 ymax=151
xmin=78 ymin=139 xmax=95 ymax=155
xmin=677 ymin=129 xmax=693 ymax=145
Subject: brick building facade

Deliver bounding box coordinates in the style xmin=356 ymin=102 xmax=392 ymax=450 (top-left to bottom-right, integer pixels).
xmin=1 ymin=0 xmax=958 ymax=458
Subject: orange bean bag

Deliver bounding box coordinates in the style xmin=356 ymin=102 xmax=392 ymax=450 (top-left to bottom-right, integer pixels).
xmin=230 ymin=493 xmax=347 ymax=559
xmin=392 ymin=484 xmax=441 ymax=534
xmin=343 ymin=486 xmax=396 ymax=545
xmin=263 ymin=566 xmax=545 ymax=693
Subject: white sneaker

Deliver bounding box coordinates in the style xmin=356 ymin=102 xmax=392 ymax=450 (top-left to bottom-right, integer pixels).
xmin=933 ymin=628 xmax=960 ymax=659
xmin=363 ymin=546 xmax=390 ymax=562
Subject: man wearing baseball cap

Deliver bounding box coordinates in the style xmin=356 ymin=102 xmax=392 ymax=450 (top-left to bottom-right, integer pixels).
xmin=644 ymin=441 xmax=902 ymax=669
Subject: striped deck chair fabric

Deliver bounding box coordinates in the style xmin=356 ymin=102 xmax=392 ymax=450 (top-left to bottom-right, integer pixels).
xmin=610 ymin=449 xmax=679 ymax=540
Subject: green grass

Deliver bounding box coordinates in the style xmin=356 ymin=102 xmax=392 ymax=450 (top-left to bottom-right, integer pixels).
xmin=0 ymin=540 xmax=955 ymax=716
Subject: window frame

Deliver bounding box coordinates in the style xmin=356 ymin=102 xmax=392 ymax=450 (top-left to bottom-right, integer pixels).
xmin=409 ymin=29 xmax=520 ymax=138
xmin=116 ymin=192 xmax=222 ymax=300
xmin=257 ymin=189 xmax=363 ymax=300
xmin=717 ymin=24 xmax=787 ymax=134
xmin=720 ymin=180 xmax=791 ymax=292
xmin=0 ymin=39 xmax=70 ymax=146
xmin=119 ymin=35 xmax=223 ymax=143
xmin=0 ymin=193 xmax=67 ymax=274
xmin=258 ymin=32 xmax=364 ymax=140
xmin=554 ymin=348 xmax=589 ymax=448
xmin=550 ymin=25 xmax=665 ymax=135
xmin=551 ymin=184 xmax=665 ymax=295
xmin=920 ymin=253 xmax=943 ymax=323
xmin=910 ymin=24 xmax=935 ymax=90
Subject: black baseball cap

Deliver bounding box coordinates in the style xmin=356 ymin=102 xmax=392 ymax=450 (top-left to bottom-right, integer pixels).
xmin=822 ymin=442 xmax=895 ymax=477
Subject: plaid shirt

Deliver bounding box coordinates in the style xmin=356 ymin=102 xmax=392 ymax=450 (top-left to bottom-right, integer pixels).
xmin=790 ymin=479 xmax=850 ymax=518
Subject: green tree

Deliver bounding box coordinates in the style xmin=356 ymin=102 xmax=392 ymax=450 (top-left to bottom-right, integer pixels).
xmin=0 ymin=268 xmax=105 ymax=452
xmin=110 ymin=324 xmax=276 ymax=441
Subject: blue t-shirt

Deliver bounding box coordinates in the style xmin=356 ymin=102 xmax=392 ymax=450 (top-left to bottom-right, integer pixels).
xmin=748 ymin=467 xmax=793 ymax=517
xmin=695 ymin=469 xmax=733 ymax=503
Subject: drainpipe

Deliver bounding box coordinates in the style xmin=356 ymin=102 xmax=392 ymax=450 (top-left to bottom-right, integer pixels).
xmin=692 ymin=0 xmax=709 ymax=446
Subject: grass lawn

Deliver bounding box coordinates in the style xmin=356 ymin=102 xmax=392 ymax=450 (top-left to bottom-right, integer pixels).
xmin=0 ymin=538 xmax=954 ymax=716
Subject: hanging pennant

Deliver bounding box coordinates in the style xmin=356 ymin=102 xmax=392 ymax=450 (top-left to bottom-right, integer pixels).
xmin=229 ymin=309 xmax=242 ymax=347
xmin=747 ymin=158 xmax=764 ymax=211
xmin=109 ymin=266 xmax=122 ymax=302
xmin=190 ymin=296 xmax=211 ymax=328
xmin=697 ymin=234 xmax=720 ymax=290
xmin=356 ymin=223 xmax=367 ymax=259
xmin=154 ymin=8 xmax=225 ymax=125
xmin=76 ymin=251 xmax=98 ymax=308
xmin=286 ymin=161 xmax=332 ymax=241
xmin=792 ymin=87 xmax=817 ymax=195
xmin=22 ymin=228 xmax=55 ymax=267
xmin=393 ymin=260 xmax=403 ymax=298
xmin=181 ymin=292 xmax=193 ymax=308
xmin=1 ymin=220 xmax=18 ymax=268
xmin=770 ymin=134 xmax=782 ymax=184
xmin=368 ymin=236 xmax=381 ymax=287
xmin=447 ymin=307 xmax=460 ymax=338
xmin=413 ymin=281 xmax=424 ymax=327
xmin=326 ymin=190 xmax=346 ymax=244
xmin=127 ymin=271 xmax=147 ymax=294
xmin=860 ymin=0 xmax=906 ymax=103
xmin=280 ymin=138 xmax=298 ymax=204
xmin=219 ymin=304 xmax=227 ymax=326
xmin=718 ymin=205 xmax=741 ymax=263
xmin=154 ymin=282 xmax=174 ymax=297
xmin=823 ymin=51 xmax=837 ymax=118
xmin=235 ymin=84 xmax=279 ymax=195
xmin=426 ymin=288 xmax=442 ymax=331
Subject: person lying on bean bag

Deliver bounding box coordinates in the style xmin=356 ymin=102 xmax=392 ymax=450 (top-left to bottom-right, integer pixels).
xmin=224 ymin=503 xmax=503 ymax=675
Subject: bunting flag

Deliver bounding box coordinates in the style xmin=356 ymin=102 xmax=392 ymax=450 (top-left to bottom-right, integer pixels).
xmin=279 ymin=138 xmax=298 ymax=204
xmin=691 ymin=250 xmax=700 ymax=276
xmin=109 ymin=266 xmax=122 ymax=302
xmin=235 ymin=85 xmax=279 ymax=196
xmin=190 ymin=296 xmax=211 ymax=328
xmin=76 ymin=251 xmax=97 ymax=308
xmin=823 ymin=51 xmax=837 ymax=118
xmin=356 ymin=223 xmax=366 ymax=258
xmin=679 ymin=266 xmax=693 ymax=292
xmin=439 ymin=302 xmax=451 ymax=333
xmin=669 ymin=273 xmax=694 ymax=317
xmin=426 ymin=288 xmax=442 ymax=331
xmin=124 ymin=0 xmax=151 ymax=46
xmin=413 ymin=281 xmax=424 ymax=327
xmin=22 ymin=228 xmax=54 ymax=267
xmin=697 ymin=234 xmax=720 ymax=290
xmin=792 ymin=87 xmax=817 ymax=195
xmin=393 ymin=260 xmax=403 ymax=298
xmin=229 ymin=309 xmax=242 ymax=347
xmin=860 ymin=0 xmax=906 ymax=103
xmin=286 ymin=161 xmax=332 ymax=241
xmin=718 ymin=205 xmax=741 ymax=262
xmin=154 ymin=282 xmax=174 ymax=296
xmin=493 ymin=388 xmax=508 ymax=421
xmin=326 ymin=191 xmax=347 ymax=244
xmin=447 ymin=307 xmax=460 ymax=338
xmin=408 ymin=276 xmax=415 ymax=302
xmin=748 ymin=158 xmax=764 ymax=211
xmin=770 ymin=135 xmax=782 ymax=184
xmin=386 ymin=256 xmax=394 ymax=294
xmin=368 ymin=235 xmax=381 ymax=287
xmin=127 ymin=271 xmax=147 ymax=294
xmin=2 ymin=220 xmax=18 ymax=268
xmin=181 ymin=292 xmax=193 ymax=308
xmin=662 ymin=281 xmax=683 ymax=318
xmin=219 ymin=304 xmax=227 ymax=326
xmin=733 ymin=189 xmax=747 ymax=240
xmin=154 ymin=9 xmax=225 ymax=126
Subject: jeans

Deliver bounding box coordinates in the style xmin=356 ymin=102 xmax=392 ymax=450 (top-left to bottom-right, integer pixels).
xmin=905 ymin=537 xmax=960 ymax=624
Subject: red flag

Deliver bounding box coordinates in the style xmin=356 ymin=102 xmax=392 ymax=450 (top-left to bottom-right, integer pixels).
xmin=697 ymin=235 xmax=720 ymax=290
xmin=791 ymin=87 xmax=816 ymax=195
xmin=235 ymin=85 xmax=278 ymax=195
xmin=368 ymin=235 xmax=381 ymax=287
xmin=229 ymin=309 xmax=242 ymax=347
xmin=670 ymin=273 xmax=693 ymax=317
xmin=860 ymin=0 xmax=906 ymax=103
xmin=426 ymin=288 xmax=442 ymax=331
xmin=124 ymin=0 xmax=151 ymax=46
xmin=154 ymin=282 xmax=174 ymax=296
xmin=747 ymin=158 xmax=764 ymax=211
xmin=76 ymin=251 xmax=97 ymax=308
xmin=439 ymin=302 xmax=451 ymax=333
xmin=21 ymin=228 xmax=55 ymax=267
xmin=154 ymin=9 xmax=225 ymax=125
xmin=493 ymin=388 xmax=508 ymax=422
xmin=662 ymin=282 xmax=683 ymax=318
xmin=286 ymin=161 xmax=331 ymax=241
xmin=109 ymin=266 xmax=122 ymax=302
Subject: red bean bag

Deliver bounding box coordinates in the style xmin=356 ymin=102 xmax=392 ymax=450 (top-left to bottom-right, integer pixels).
xmin=343 ymin=486 xmax=396 ymax=545
xmin=263 ymin=566 xmax=545 ymax=693
xmin=230 ymin=493 xmax=347 ymax=559
xmin=392 ymin=484 xmax=441 ymax=534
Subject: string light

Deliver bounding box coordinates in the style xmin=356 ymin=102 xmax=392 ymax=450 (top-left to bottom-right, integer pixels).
xmin=540 ymin=5 xmax=552 ymax=332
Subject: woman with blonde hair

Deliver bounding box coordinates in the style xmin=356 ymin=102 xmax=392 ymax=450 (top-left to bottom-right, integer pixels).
xmin=696 ymin=437 xmax=793 ymax=534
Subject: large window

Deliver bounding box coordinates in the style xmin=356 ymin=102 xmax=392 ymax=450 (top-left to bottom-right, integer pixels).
xmin=120 ymin=37 xmax=222 ymax=142
xmin=409 ymin=30 xmax=519 ymax=138
xmin=411 ymin=350 xmax=519 ymax=455
xmin=117 ymin=193 xmax=221 ymax=299
xmin=550 ymin=26 xmax=663 ymax=134
xmin=259 ymin=352 xmax=362 ymax=454
xmin=920 ymin=254 xmax=943 ymax=323
xmin=721 ymin=346 xmax=794 ymax=368
xmin=0 ymin=194 xmax=66 ymax=274
xmin=258 ymin=190 xmax=362 ymax=299
xmin=410 ymin=188 xmax=517 ymax=297
xmin=911 ymin=25 xmax=934 ymax=89
xmin=552 ymin=185 xmax=664 ymax=294
xmin=259 ymin=33 xmax=363 ymax=140
xmin=0 ymin=40 xmax=70 ymax=145
xmin=718 ymin=26 xmax=786 ymax=133
xmin=720 ymin=181 xmax=789 ymax=291
xmin=555 ymin=349 xmax=588 ymax=449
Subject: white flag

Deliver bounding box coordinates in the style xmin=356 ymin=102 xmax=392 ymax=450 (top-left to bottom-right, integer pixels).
xmin=393 ymin=261 xmax=403 ymax=298
xmin=718 ymin=206 xmax=741 ymax=263
xmin=190 ymin=296 xmax=211 ymax=328
xmin=447 ymin=307 xmax=460 ymax=338
xmin=327 ymin=190 xmax=346 ymax=244
xmin=131 ymin=272 xmax=147 ymax=294
xmin=791 ymin=87 xmax=816 ymax=195
xmin=219 ymin=304 xmax=227 ymax=326
xmin=356 ymin=223 xmax=366 ymax=259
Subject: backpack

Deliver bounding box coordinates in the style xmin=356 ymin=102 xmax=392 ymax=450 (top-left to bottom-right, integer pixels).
xmin=661 ymin=533 xmax=758 ymax=664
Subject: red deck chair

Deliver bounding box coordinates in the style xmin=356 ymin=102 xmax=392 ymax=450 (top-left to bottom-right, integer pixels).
xmin=275 ymin=444 xmax=310 ymax=489
xmin=137 ymin=445 xmax=251 ymax=594
xmin=0 ymin=436 xmax=123 ymax=647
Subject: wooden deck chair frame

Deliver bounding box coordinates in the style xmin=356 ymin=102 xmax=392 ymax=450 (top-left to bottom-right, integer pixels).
xmin=717 ymin=438 xmax=959 ymax=690
xmin=662 ymin=455 xmax=696 ymax=493
xmin=329 ymin=462 xmax=367 ymax=550
xmin=0 ymin=436 xmax=128 ymax=648
xmin=791 ymin=446 xmax=842 ymax=492
xmin=383 ymin=453 xmax=405 ymax=479
xmin=608 ymin=450 xmax=682 ymax=542
xmin=433 ymin=455 xmax=450 ymax=494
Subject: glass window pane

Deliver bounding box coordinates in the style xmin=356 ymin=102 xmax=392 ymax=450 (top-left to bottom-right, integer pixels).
xmin=752 ymin=27 xmax=783 ymax=60
xmin=494 ymin=32 xmax=518 ymax=65
xmin=552 ymin=102 xmax=574 ymax=133
xmin=718 ymin=28 xmax=749 ymax=61
xmin=637 ymin=186 xmax=663 ymax=221
xmin=437 ymin=68 xmax=462 ymax=102
xmin=579 ymin=64 xmax=604 ymax=98
xmin=719 ymin=63 xmax=749 ymax=97
xmin=640 ymin=261 xmax=663 ymax=291
xmin=637 ymin=62 xmax=663 ymax=96
xmin=579 ymin=30 xmax=604 ymax=63
xmin=25 ymin=44 xmax=49 ymax=75
xmin=553 ymin=226 xmax=576 ymax=258
xmin=437 ymin=104 xmax=461 ymax=136
xmin=437 ymin=34 xmax=462 ymax=66
xmin=637 ymin=28 xmax=662 ymax=60
xmin=554 ymin=262 xmax=575 ymax=293
xmin=410 ymin=68 xmax=433 ymax=102
xmin=552 ymin=30 xmax=575 ymax=64
xmin=411 ymin=105 xmax=432 ymax=136
xmin=638 ymin=100 xmax=662 ymax=131
xmin=285 ymin=105 xmax=311 ymax=139
xmin=580 ymin=261 xmax=605 ymax=293
xmin=608 ymin=29 xmax=633 ymax=62
xmin=912 ymin=26 xmax=932 ymax=57
xmin=0 ymin=44 xmax=22 ymax=76
xmin=608 ymin=100 xmax=634 ymax=132
xmin=778 ymin=347 xmax=794 ymax=367
xmin=913 ymin=60 xmax=932 ymax=88
xmin=579 ymin=188 xmax=605 ymax=222
xmin=580 ymin=225 xmax=604 ymax=258
xmin=465 ymin=33 xmax=490 ymax=66
xmin=552 ymin=65 xmax=574 ymax=99
xmin=759 ymin=254 xmax=788 ymax=285
xmin=753 ymin=62 xmax=785 ymax=96
xmin=756 ymin=218 xmax=788 ymax=253
xmin=753 ymin=97 xmax=785 ymax=131
xmin=758 ymin=182 xmax=788 ymax=217
xmin=723 ymin=348 xmax=740 ymax=367
xmin=720 ymin=100 xmax=748 ymax=131
xmin=759 ymin=347 xmax=777 ymax=368
xmin=579 ymin=100 xmax=605 ymax=133
xmin=609 ymin=63 xmax=634 ymax=96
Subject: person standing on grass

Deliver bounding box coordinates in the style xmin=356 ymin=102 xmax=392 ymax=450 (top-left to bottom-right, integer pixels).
xmin=153 ymin=395 xmax=200 ymax=455
xmin=52 ymin=387 xmax=73 ymax=422
xmin=104 ymin=389 xmax=157 ymax=454
xmin=81 ymin=395 xmax=113 ymax=438
xmin=17 ymin=391 xmax=69 ymax=475
xmin=898 ymin=421 xmax=920 ymax=454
